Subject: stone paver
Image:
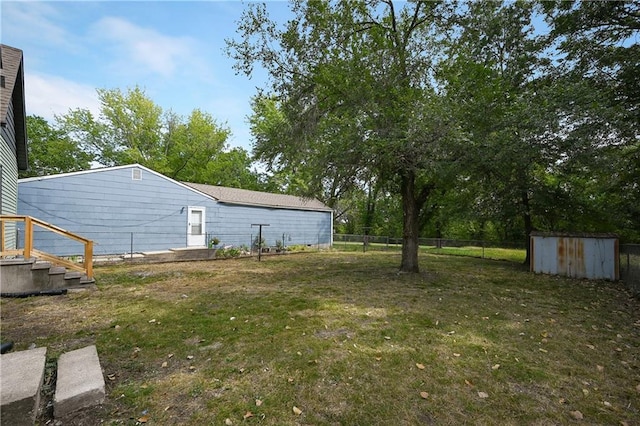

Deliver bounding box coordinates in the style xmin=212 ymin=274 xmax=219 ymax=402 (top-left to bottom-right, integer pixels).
xmin=0 ymin=347 xmax=47 ymax=426
xmin=54 ymin=345 xmax=105 ymax=418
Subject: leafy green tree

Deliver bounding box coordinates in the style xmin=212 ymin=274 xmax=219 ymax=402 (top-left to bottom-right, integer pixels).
xmin=442 ymin=1 xmax=567 ymax=262
xmin=57 ymin=87 xmax=163 ymax=168
xmin=163 ymin=109 xmax=229 ymax=181
xmin=543 ymin=1 xmax=640 ymax=241
xmin=202 ymin=148 xmax=263 ymax=190
xmin=231 ymin=1 xmax=460 ymax=272
xmin=55 ymin=86 xmax=262 ymax=189
xmin=20 ymin=115 xmax=92 ymax=178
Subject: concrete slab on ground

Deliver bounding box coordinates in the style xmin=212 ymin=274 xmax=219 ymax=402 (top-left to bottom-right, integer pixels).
xmin=0 ymin=346 xmax=47 ymax=426
xmin=54 ymin=345 xmax=105 ymax=418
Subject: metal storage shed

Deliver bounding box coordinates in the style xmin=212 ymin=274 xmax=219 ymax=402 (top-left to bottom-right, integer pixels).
xmin=530 ymin=232 xmax=619 ymax=281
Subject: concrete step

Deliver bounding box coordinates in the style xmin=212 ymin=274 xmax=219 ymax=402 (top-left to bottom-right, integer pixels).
xmin=54 ymin=345 xmax=105 ymax=419
xmin=1 ymin=259 xmax=94 ymax=295
xmin=1 ymin=259 xmax=37 ymax=293
xmin=48 ymin=266 xmax=67 ymax=289
xmin=62 ymin=271 xmax=82 ymax=287
xmin=31 ymin=261 xmax=54 ymax=290
xmin=0 ymin=347 xmax=47 ymax=426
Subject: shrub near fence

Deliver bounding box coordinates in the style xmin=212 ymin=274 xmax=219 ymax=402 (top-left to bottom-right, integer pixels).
xmin=620 ymin=244 xmax=640 ymax=296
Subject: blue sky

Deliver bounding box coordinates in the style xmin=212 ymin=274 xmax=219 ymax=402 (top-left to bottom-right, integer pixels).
xmin=1 ymin=1 xmax=293 ymax=152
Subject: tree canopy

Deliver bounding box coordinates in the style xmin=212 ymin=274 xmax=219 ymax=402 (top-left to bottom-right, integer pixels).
xmin=28 ymin=86 xmax=264 ymax=190
xmin=230 ymin=0 xmax=462 ymax=272
xmin=231 ymin=0 xmax=639 ymax=270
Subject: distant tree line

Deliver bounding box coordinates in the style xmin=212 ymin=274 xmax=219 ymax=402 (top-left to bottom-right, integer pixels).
xmin=25 ymin=1 xmax=639 ymax=272
xmin=22 ymin=86 xmax=264 ymax=190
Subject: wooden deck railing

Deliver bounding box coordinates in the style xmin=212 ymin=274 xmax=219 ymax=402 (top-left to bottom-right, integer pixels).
xmin=0 ymin=215 xmax=93 ymax=279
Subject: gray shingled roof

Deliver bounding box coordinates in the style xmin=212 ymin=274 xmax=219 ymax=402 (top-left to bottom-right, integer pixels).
xmin=1 ymin=44 xmax=28 ymax=170
xmin=183 ymin=182 xmax=332 ymax=212
xmin=1 ymin=45 xmax=23 ymax=124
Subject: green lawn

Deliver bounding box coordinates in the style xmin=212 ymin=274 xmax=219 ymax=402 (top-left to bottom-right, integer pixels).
xmin=1 ymin=251 xmax=638 ymax=425
xmin=334 ymin=241 xmax=526 ymax=263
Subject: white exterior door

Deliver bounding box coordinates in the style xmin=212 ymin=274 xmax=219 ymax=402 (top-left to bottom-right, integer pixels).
xmin=187 ymin=206 xmax=206 ymax=247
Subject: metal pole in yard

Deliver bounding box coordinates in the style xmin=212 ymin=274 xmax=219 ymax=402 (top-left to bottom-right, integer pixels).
xmin=251 ymin=224 xmax=270 ymax=261
xmin=130 ymin=232 xmax=134 ymax=260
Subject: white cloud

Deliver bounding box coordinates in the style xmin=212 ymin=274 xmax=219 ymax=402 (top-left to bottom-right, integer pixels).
xmin=90 ymin=16 xmax=206 ymax=79
xmin=1 ymin=2 xmax=76 ymax=51
xmin=25 ymin=72 xmax=100 ymax=122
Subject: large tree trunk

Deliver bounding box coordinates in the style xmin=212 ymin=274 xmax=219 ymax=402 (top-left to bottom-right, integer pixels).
xmin=400 ymin=173 xmax=421 ymax=273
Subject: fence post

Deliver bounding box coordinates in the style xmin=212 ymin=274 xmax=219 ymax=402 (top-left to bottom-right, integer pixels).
xmin=24 ymin=216 xmax=33 ymax=259
xmin=130 ymin=232 xmax=134 ymax=260
xmin=85 ymin=241 xmax=94 ymax=279
xmin=482 ymin=240 xmax=485 ymax=259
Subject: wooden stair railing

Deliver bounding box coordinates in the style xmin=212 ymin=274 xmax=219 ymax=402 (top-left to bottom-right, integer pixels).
xmin=0 ymin=215 xmax=93 ymax=280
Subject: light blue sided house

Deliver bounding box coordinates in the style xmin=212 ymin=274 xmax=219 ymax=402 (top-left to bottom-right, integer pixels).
xmin=17 ymin=164 xmax=333 ymax=256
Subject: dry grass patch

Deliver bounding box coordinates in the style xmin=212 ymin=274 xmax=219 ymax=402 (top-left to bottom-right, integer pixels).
xmin=1 ymin=252 xmax=638 ymax=425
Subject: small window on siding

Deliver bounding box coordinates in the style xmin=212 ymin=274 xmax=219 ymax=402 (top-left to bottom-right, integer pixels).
xmin=132 ymin=168 xmax=142 ymax=181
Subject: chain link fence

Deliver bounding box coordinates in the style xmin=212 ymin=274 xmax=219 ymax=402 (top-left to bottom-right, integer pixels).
xmin=11 ymin=228 xmax=329 ymax=258
xmin=333 ymin=233 xmax=527 ymax=262
xmin=620 ymin=244 xmax=640 ymax=296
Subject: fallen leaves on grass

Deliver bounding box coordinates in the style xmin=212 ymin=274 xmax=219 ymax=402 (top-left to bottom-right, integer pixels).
xmin=256 ymin=399 xmax=263 ymax=407
xmin=420 ymin=391 xmax=429 ymax=399
xmin=293 ymin=406 xmax=302 ymax=415
xmin=416 ymin=363 xmax=425 ymax=370
xmin=478 ymin=391 xmax=489 ymax=399
xmin=570 ymin=410 xmax=583 ymax=420
xmin=492 ymin=364 xmax=501 ymax=370
xmin=243 ymin=411 xmax=253 ymax=420
xmin=225 ymin=419 xmax=233 ymax=425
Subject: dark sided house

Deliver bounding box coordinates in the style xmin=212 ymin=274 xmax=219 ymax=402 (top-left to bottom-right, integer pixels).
xmin=0 ymin=44 xmax=28 ymax=251
xmin=17 ymin=164 xmax=333 ymax=256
